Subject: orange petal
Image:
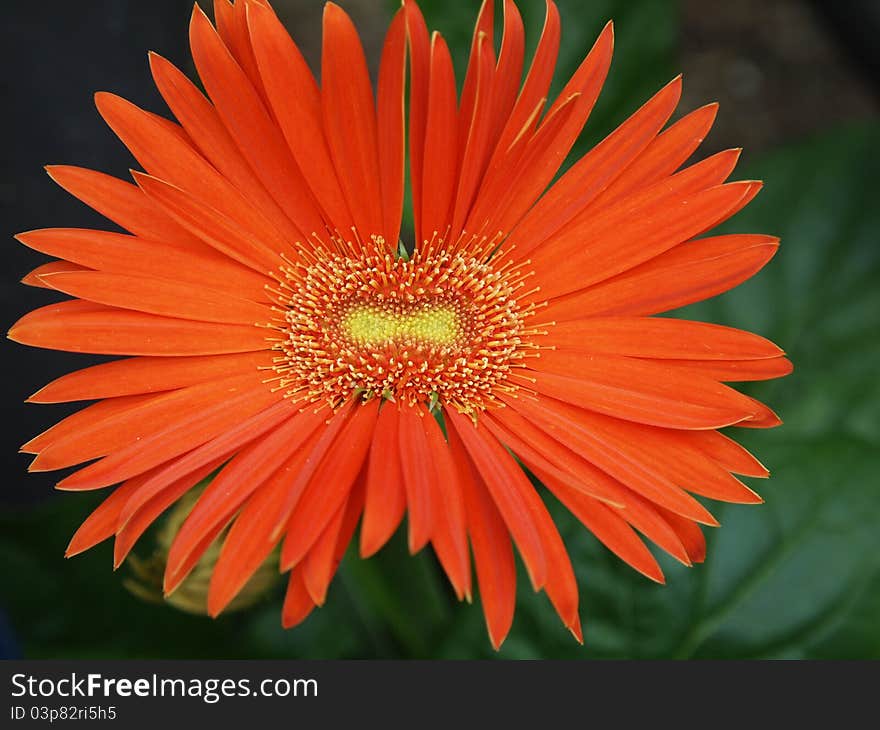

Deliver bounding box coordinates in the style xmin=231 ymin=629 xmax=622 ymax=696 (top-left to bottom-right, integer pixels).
xmin=38 ymin=270 xmax=274 ymax=326
xmin=360 ymin=402 xmax=407 ymax=558
xmin=281 ymin=569 xmax=316 ymax=629
xmin=302 ymin=474 xmax=365 ymax=607
xmin=542 ymin=234 xmax=780 ymax=321
xmin=403 ymin=0 xmax=431 ymax=243
xmin=148 ymin=51 xmax=300 ymax=242
xmin=683 ymin=429 xmax=769 ymax=478
xmin=422 ymin=410 xmax=471 ymax=601
xmin=483 ymin=408 xmax=625 ymax=507
xmin=446 ymin=408 xmax=548 ymax=591
xmin=245 ymin=0 xmax=353 ymax=233
xmin=65 ymin=478 xmax=145 ymax=558
xmin=491 ymin=0 xmax=560 ymax=161
xmin=593 ymin=103 xmax=721 ymax=208
xmin=189 ymin=4 xmax=323 ymax=238
xmin=531 ymin=181 xmax=756 ymax=299
xmin=376 ymin=9 xmax=407 ymax=251
xmin=56 ymin=374 xmax=284 ymax=491
xmin=32 ymin=367 xmax=274 ymax=472
xmin=545 ymin=317 xmax=785 ymax=360
xmin=30 ymin=352 xmax=271 ymax=404
xmin=45 ymin=165 xmax=209 ymax=253
xmin=321 ymin=3 xmax=384 ymax=240
xmin=22 ymin=391 xmax=155 ymax=455
xmin=487 ymin=0 xmax=525 ymax=151
xmin=165 ymin=408 xmax=325 ymax=581
xmin=15 ymin=228 xmax=271 ymax=303
xmin=418 ymin=33 xmax=459 ymax=245
xmin=528 ymin=353 xmax=761 ymax=429
xmin=114 ymin=456 xmax=226 ymax=567
xmin=502 ymin=393 xmax=719 ymax=525
xmin=397 ymin=404 xmax=436 ymax=553
xmin=450 ymin=32 xmax=495 ymax=241
xmin=10 ymin=300 xmax=269 ymax=357
xmin=486 ymin=408 xmax=691 ymax=566
xmin=206 ymin=472 xmax=290 ymax=617
xmin=533 ymin=465 xmax=665 ymax=583
xmin=510 ymin=77 xmax=682 ymax=255
xmin=22 ymin=261 xmax=91 ymax=289
xmin=95 ymin=91 xmax=299 ymax=247
xmin=657 ymin=356 xmax=794 ymax=382
xmin=655 ymin=507 xmax=707 ymax=564
xmin=279 ymin=400 xmax=379 ymax=570
xmin=116 ymin=399 xmax=295 ymax=525
xmin=133 ymin=172 xmax=285 ymax=274
xmin=446 ymin=423 xmax=516 ymax=650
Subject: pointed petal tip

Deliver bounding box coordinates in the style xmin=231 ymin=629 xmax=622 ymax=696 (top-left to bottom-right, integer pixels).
xmin=568 ymin=618 xmax=584 ymax=644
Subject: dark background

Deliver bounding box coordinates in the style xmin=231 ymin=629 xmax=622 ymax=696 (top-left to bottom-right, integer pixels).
xmin=1 ymin=0 xmax=878 ymax=659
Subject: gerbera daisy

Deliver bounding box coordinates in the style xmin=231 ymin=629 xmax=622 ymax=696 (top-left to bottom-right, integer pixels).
xmin=10 ymin=0 xmax=791 ymax=649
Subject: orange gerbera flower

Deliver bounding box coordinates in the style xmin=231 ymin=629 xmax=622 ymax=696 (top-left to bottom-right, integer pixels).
xmin=10 ymin=0 xmax=791 ymax=648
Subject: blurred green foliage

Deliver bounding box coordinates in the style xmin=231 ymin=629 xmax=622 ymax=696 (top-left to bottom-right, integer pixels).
xmin=1 ymin=0 xmax=878 ymax=659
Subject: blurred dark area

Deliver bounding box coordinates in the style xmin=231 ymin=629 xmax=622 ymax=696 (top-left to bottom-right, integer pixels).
xmin=1 ymin=0 xmax=878 ymax=660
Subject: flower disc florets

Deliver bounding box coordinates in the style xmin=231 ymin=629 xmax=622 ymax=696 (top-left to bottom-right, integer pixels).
xmin=273 ymin=239 xmax=540 ymax=413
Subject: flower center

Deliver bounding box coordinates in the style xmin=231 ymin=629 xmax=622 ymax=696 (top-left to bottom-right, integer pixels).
xmin=342 ymin=303 xmax=461 ymax=347
xmin=270 ymin=239 xmax=542 ymax=414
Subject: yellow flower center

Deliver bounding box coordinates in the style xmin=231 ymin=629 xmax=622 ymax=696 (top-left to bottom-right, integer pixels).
xmin=343 ymin=304 xmax=460 ymax=347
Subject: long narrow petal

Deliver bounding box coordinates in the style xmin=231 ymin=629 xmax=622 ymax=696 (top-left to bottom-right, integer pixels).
xmin=447 ymin=423 xmax=516 ymax=650
xmin=22 ymin=261 xmax=90 ymax=288
xmin=360 ymin=402 xmax=407 ymax=558
xmin=396 ymin=404 xmax=435 ymax=553
xmin=322 ymin=3 xmax=384 ymax=240
xmin=422 ymin=410 xmax=471 ymax=600
xmin=487 ymin=0 xmax=525 ymax=149
xmin=31 ymin=367 xmax=275 ymax=472
xmin=485 ymin=408 xmax=690 ymax=567
xmin=544 ymin=317 xmax=785 ymax=360
xmin=281 ymin=569 xmax=316 ymax=629
xmin=65 ymin=478 xmax=146 ymax=557
xmin=15 ymin=228 xmax=272 ymax=303
xmin=530 ymin=181 xmax=756 ymax=299
xmin=656 ymin=357 xmax=794 ymax=382
xmin=148 ymin=51 xmax=300 ymax=241
xmin=542 ymin=234 xmax=780 ymax=321
xmin=502 ymin=393 xmax=719 ymax=525
xmin=403 ymin=0 xmax=431 ymax=243
xmin=114 ymin=456 xmax=226 ymax=567
xmin=45 ymin=166 xmax=208 ymax=253
xmin=492 ymin=0 xmax=560 ymax=159
xmin=189 ymin=4 xmax=324 ymax=237
xmin=9 ymin=300 xmax=269 ymax=357
xmin=30 ymin=352 xmax=271 ymax=404
xmin=116 ymin=399 xmax=296 ymax=525
xmin=245 ymin=1 xmax=352 ymax=232
xmin=279 ymin=400 xmax=379 ymax=570
xmin=446 ymin=408 xmax=548 ymax=590
xmin=509 ymin=78 xmax=683 ymax=254
xmin=482 ymin=408 xmax=625 ymax=507
xmin=302 ymin=475 xmax=365 ymax=606
xmin=38 ymin=271 xmax=274 ymax=326
xmin=419 ymin=33 xmax=459 ymax=245
xmin=166 ymin=409 xmax=325 ymax=581
xmin=376 ymin=9 xmax=407 ymax=249
xmin=22 ymin=392 xmax=156 ymax=455
xmin=95 ymin=91 xmax=299 ymax=246
xmin=56 ymin=375 xmax=284 ymax=491
xmin=533 ymin=465 xmax=665 ymax=583
xmin=133 ymin=172 xmax=286 ymax=273
xmin=528 ymin=353 xmax=761 ymax=429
